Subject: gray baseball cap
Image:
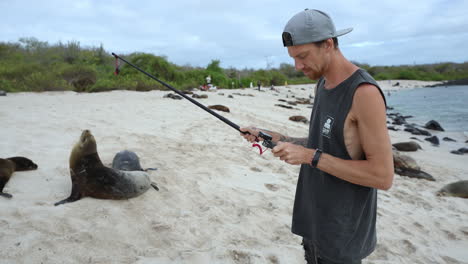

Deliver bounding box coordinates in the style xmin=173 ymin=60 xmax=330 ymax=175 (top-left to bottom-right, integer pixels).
xmin=282 ymin=9 xmax=353 ymax=47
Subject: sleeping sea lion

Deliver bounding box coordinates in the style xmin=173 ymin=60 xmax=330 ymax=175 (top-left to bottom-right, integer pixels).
xmin=437 ymin=180 xmax=468 ymax=198
xmin=112 ymin=150 xmax=158 ymax=172
xmin=55 ymin=130 xmax=158 ymax=206
xmin=112 ymin=150 xmax=144 ymax=171
xmin=0 ymin=157 xmax=38 ymax=198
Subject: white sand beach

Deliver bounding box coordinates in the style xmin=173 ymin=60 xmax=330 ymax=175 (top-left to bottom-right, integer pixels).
xmin=1 ymin=80 xmax=467 ymax=264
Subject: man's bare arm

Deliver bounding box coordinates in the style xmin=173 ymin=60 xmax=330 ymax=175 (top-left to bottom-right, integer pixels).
xmin=259 ymin=129 xmax=308 ymax=147
xmin=240 ymin=127 xmax=307 ymax=147
xmin=315 ymin=85 xmax=394 ymax=190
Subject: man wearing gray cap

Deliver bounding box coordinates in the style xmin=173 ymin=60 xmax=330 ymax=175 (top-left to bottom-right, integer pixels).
xmin=241 ymin=9 xmax=393 ymax=263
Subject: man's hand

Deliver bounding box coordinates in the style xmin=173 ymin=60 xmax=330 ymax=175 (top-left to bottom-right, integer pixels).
xmin=272 ymin=142 xmax=314 ymax=165
xmin=240 ymin=126 xmax=262 ymax=143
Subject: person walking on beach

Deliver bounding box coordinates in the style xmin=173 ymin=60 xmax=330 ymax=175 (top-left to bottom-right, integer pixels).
xmin=240 ymin=9 xmax=393 ymax=264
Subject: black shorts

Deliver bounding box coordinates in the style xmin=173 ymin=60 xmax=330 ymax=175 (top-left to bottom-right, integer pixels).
xmin=302 ymin=238 xmax=362 ymax=264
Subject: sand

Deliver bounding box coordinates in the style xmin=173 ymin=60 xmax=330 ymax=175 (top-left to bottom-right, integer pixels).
xmin=0 ymin=80 xmax=467 ymax=264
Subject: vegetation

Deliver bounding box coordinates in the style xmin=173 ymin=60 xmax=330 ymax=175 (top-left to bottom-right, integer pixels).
xmin=1 ymin=38 xmax=467 ymax=93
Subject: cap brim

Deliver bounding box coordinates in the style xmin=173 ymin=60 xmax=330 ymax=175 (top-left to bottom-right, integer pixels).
xmin=334 ymin=28 xmax=353 ymax=37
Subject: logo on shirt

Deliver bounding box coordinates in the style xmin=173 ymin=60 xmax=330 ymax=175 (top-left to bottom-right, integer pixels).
xmin=322 ymin=115 xmax=334 ymax=138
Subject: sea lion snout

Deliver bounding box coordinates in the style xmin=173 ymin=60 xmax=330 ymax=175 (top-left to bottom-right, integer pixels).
xmin=7 ymin=157 xmax=38 ymax=171
xmin=80 ymin=130 xmax=93 ymax=143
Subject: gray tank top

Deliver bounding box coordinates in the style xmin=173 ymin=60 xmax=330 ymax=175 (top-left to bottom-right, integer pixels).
xmin=291 ymin=69 xmax=385 ymax=262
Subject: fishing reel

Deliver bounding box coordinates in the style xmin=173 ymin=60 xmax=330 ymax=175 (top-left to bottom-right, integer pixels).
xmin=251 ymin=131 xmax=276 ymax=155
xmin=258 ymin=131 xmax=276 ymax=149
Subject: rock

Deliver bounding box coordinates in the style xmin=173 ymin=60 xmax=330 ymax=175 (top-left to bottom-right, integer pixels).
xmin=392 ymin=141 xmax=422 ymax=152
xmin=192 ymin=94 xmax=208 ymax=99
xmin=443 ymin=137 xmax=456 ymax=142
xmin=409 ymin=137 xmax=423 ymax=142
xmin=451 ymin=147 xmax=468 ymax=155
xmin=294 ymin=98 xmax=310 ymax=104
xmin=459 ymin=147 xmax=468 ymax=153
xmin=425 ymin=136 xmax=440 ymax=146
xmin=289 ymin=115 xmax=308 ymax=123
xmin=233 ymin=93 xmax=254 ymax=97
xmin=228 ymin=95 xmax=234 ymax=98
xmin=392 ymin=116 xmax=407 ymax=125
xmin=424 ymin=120 xmax=444 ymax=131
xmin=275 ymin=104 xmax=294 ymax=109
xmin=387 ymin=126 xmax=399 ymax=131
xmin=0 ymin=90 xmax=6 ymax=96
xmin=404 ymin=126 xmax=431 ymax=136
xmin=208 ymin=105 xmax=230 ymax=112
xmin=163 ymin=93 xmax=183 ymax=100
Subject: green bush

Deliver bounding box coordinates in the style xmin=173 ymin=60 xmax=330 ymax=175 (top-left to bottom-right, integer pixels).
xmin=2 ymin=37 xmax=468 ymax=93
xmin=61 ymin=64 xmax=97 ymax=92
xmin=23 ymin=71 xmax=70 ymax=91
xmin=0 ymin=79 xmax=15 ymax=92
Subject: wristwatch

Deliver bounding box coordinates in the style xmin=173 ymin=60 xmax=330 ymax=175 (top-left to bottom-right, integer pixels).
xmin=311 ymin=148 xmax=322 ymax=168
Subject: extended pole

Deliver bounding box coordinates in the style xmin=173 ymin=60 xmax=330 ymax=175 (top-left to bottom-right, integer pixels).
xmin=112 ymin=52 xmax=244 ymax=133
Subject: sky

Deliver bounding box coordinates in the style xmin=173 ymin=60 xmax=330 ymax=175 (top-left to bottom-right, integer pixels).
xmin=1 ymin=0 xmax=467 ymax=69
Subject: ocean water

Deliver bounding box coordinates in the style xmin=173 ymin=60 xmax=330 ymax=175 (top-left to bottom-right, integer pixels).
xmin=386 ymin=85 xmax=468 ymax=132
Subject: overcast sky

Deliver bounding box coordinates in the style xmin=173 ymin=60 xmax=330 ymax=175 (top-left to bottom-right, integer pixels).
xmin=1 ymin=0 xmax=467 ymax=69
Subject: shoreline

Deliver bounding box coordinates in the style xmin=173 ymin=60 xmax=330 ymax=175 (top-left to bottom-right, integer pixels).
xmin=0 ymin=81 xmax=467 ymax=263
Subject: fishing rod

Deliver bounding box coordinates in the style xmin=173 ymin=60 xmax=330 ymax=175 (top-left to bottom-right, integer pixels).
xmin=111 ymin=53 xmax=276 ymax=153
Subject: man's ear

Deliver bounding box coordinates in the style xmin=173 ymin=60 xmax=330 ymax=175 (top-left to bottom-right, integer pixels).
xmin=325 ymin=38 xmax=334 ymax=50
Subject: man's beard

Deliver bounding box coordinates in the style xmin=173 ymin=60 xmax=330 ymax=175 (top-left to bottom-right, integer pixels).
xmin=304 ymin=67 xmax=324 ymax=80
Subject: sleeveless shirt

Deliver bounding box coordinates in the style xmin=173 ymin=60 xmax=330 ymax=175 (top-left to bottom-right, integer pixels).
xmin=291 ymin=69 xmax=386 ymax=262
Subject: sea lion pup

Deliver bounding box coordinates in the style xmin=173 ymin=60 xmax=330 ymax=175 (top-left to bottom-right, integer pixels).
xmin=0 ymin=157 xmax=38 ymax=198
xmin=55 ymin=130 xmax=158 ymax=206
xmin=112 ymin=150 xmax=158 ymax=172
xmin=437 ymin=180 xmax=468 ymax=199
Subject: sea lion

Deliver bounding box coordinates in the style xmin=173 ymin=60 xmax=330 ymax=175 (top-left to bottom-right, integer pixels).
xmin=437 ymin=180 xmax=468 ymax=198
xmin=55 ymin=130 xmax=158 ymax=206
xmin=392 ymin=141 xmax=422 ymax=152
xmin=112 ymin=150 xmax=158 ymax=172
xmin=112 ymin=150 xmax=144 ymax=171
xmin=0 ymin=157 xmax=38 ymax=198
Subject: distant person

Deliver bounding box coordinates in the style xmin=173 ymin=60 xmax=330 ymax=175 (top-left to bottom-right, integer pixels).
xmin=257 ymin=80 xmax=261 ymax=91
xmin=205 ymin=75 xmax=212 ymax=90
xmin=240 ymin=9 xmax=393 ymax=264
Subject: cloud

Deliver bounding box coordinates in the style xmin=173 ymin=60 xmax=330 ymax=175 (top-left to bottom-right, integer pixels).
xmin=346 ymin=41 xmax=385 ymax=48
xmin=1 ymin=0 xmax=467 ymax=68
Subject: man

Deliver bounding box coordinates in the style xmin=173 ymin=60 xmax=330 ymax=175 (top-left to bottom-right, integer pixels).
xmin=240 ymin=9 xmax=393 ymax=264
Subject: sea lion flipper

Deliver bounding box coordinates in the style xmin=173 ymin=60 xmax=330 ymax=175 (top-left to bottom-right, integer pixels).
xmin=54 ymin=196 xmax=80 ymax=206
xmin=151 ymin=182 xmax=159 ymax=191
xmin=55 ymin=182 xmax=82 ymax=206
xmin=0 ymin=192 xmax=13 ymax=199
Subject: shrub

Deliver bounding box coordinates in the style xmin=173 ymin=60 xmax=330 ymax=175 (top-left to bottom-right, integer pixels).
xmin=61 ymin=65 xmax=97 ymax=92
